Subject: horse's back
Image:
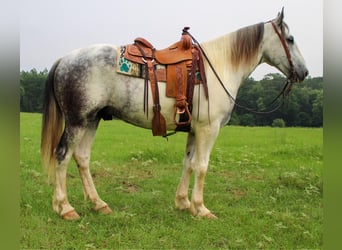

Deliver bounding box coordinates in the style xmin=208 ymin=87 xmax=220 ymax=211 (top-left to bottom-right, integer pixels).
xmin=55 ymin=44 xmax=118 ymax=84
xmin=52 ymin=44 xmax=161 ymax=128
xmin=52 ymin=44 xmax=183 ymax=130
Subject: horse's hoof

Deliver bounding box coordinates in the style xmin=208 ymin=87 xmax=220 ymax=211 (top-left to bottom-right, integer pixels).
xmin=62 ymin=210 xmax=81 ymax=220
xmin=97 ymin=205 xmax=112 ymax=215
xmin=203 ymin=212 xmax=218 ymax=219
xmin=175 ymin=198 xmax=191 ymax=210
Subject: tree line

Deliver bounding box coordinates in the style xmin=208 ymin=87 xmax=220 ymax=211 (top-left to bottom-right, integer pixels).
xmin=231 ymin=73 xmax=323 ymax=127
xmin=20 ymin=69 xmax=323 ymax=127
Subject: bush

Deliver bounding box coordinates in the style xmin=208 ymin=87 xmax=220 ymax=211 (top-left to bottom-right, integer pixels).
xmin=239 ymin=114 xmax=255 ymax=126
xmin=229 ymin=113 xmax=240 ymax=125
xmin=272 ymin=118 xmax=286 ymax=127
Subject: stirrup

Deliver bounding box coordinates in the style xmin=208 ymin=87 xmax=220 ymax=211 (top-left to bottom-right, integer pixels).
xmin=173 ymin=104 xmax=192 ymax=126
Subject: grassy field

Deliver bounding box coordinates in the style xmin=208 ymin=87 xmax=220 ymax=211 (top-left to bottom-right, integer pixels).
xmin=20 ymin=112 xmax=322 ymax=249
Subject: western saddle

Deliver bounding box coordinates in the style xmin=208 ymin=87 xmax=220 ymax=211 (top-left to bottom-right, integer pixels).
xmin=122 ymin=27 xmax=208 ymax=136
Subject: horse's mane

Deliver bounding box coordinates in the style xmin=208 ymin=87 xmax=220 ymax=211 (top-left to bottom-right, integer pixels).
xmin=230 ymin=22 xmax=264 ymax=69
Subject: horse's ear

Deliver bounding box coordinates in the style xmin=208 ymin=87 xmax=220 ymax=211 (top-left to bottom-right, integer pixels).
xmin=275 ymin=7 xmax=284 ymax=26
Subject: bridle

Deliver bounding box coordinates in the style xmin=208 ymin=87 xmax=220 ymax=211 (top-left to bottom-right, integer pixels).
xmin=269 ymin=21 xmax=297 ymax=83
xmin=269 ymin=21 xmax=298 ymax=83
xmin=183 ymin=21 xmax=298 ymax=115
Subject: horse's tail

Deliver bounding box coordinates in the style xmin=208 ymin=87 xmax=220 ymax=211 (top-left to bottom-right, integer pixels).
xmin=41 ymin=59 xmax=63 ymax=183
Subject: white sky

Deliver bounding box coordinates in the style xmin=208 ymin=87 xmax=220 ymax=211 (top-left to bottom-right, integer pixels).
xmin=20 ymin=0 xmax=322 ymax=80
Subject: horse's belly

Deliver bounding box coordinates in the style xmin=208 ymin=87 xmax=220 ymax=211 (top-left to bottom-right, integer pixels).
xmin=106 ymin=78 xmax=178 ymax=131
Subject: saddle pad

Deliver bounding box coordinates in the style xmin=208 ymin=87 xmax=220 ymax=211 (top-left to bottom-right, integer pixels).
xmin=116 ymin=47 xmax=142 ymax=77
xmin=116 ymin=47 xmax=166 ymax=80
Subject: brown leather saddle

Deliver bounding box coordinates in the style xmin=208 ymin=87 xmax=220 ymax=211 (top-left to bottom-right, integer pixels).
xmin=121 ymin=27 xmax=208 ymax=136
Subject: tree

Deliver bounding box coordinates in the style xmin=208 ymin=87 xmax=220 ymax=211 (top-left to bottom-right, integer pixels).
xmin=311 ymin=91 xmax=323 ymax=127
xmin=20 ymin=69 xmax=48 ymax=112
xmin=231 ymin=74 xmax=323 ymax=127
xmin=239 ymin=113 xmax=255 ymax=126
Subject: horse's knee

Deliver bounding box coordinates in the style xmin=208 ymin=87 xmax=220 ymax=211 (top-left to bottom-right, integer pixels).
xmin=194 ymin=162 xmax=208 ymax=177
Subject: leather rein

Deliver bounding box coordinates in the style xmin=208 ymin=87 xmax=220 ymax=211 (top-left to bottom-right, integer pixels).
xmin=183 ymin=21 xmax=297 ymax=115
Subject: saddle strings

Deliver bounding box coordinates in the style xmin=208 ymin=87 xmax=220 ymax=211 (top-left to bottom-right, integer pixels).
xmin=183 ymin=28 xmax=293 ymax=115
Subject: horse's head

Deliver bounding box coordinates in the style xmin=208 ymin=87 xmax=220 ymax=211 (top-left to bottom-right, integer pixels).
xmin=262 ymin=8 xmax=308 ymax=82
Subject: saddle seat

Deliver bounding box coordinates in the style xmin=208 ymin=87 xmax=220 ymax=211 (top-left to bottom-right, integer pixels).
xmin=125 ymin=36 xmax=193 ymax=65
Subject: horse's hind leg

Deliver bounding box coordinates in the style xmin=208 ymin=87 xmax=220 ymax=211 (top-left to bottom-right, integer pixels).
xmin=175 ymin=132 xmax=195 ymax=210
xmin=73 ymin=123 xmax=112 ymax=215
xmin=53 ymin=126 xmax=86 ymax=220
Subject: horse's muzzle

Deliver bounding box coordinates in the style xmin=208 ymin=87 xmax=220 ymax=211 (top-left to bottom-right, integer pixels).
xmin=291 ymin=68 xmax=309 ymax=83
xmin=299 ymin=69 xmax=309 ymax=82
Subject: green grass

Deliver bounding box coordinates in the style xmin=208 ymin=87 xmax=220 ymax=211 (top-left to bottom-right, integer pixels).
xmin=20 ymin=112 xmax=322 ymax=249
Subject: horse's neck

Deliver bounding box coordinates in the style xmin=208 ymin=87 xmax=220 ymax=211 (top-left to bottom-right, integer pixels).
xmin=201 ymin=31 xmax=262 ymax=97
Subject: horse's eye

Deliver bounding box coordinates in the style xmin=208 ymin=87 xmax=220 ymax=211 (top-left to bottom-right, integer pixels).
xmin=287 ymin=35 xmax=294 ymax=44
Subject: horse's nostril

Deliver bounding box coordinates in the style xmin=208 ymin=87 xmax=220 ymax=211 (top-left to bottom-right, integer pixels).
xmin=304 ymin=70 xmax=309 ymax=77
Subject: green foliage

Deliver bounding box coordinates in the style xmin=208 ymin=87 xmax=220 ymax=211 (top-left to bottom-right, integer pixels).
xmin=228 ymin=112 xmax=240 ymax=125
xmin=235 ymin=74 xmax=323 ymax=127
xmin=272 ymin=118 xmax=286 ymax=127
xmin=20 ymin=68 xmax=48 ymax=113
xmin=239 ymin=113 xmax=255 ymax=126
xmin=20 ymin=113 xmax=322 ymax=249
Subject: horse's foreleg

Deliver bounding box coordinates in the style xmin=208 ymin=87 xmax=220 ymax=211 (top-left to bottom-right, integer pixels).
xmin=190 ymin=125 xmax=219 ymax=218
xmin=175 ymin=132 xmax=195 ymax=210
xmin=73 ymin=126 xmax=112 ymax=215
